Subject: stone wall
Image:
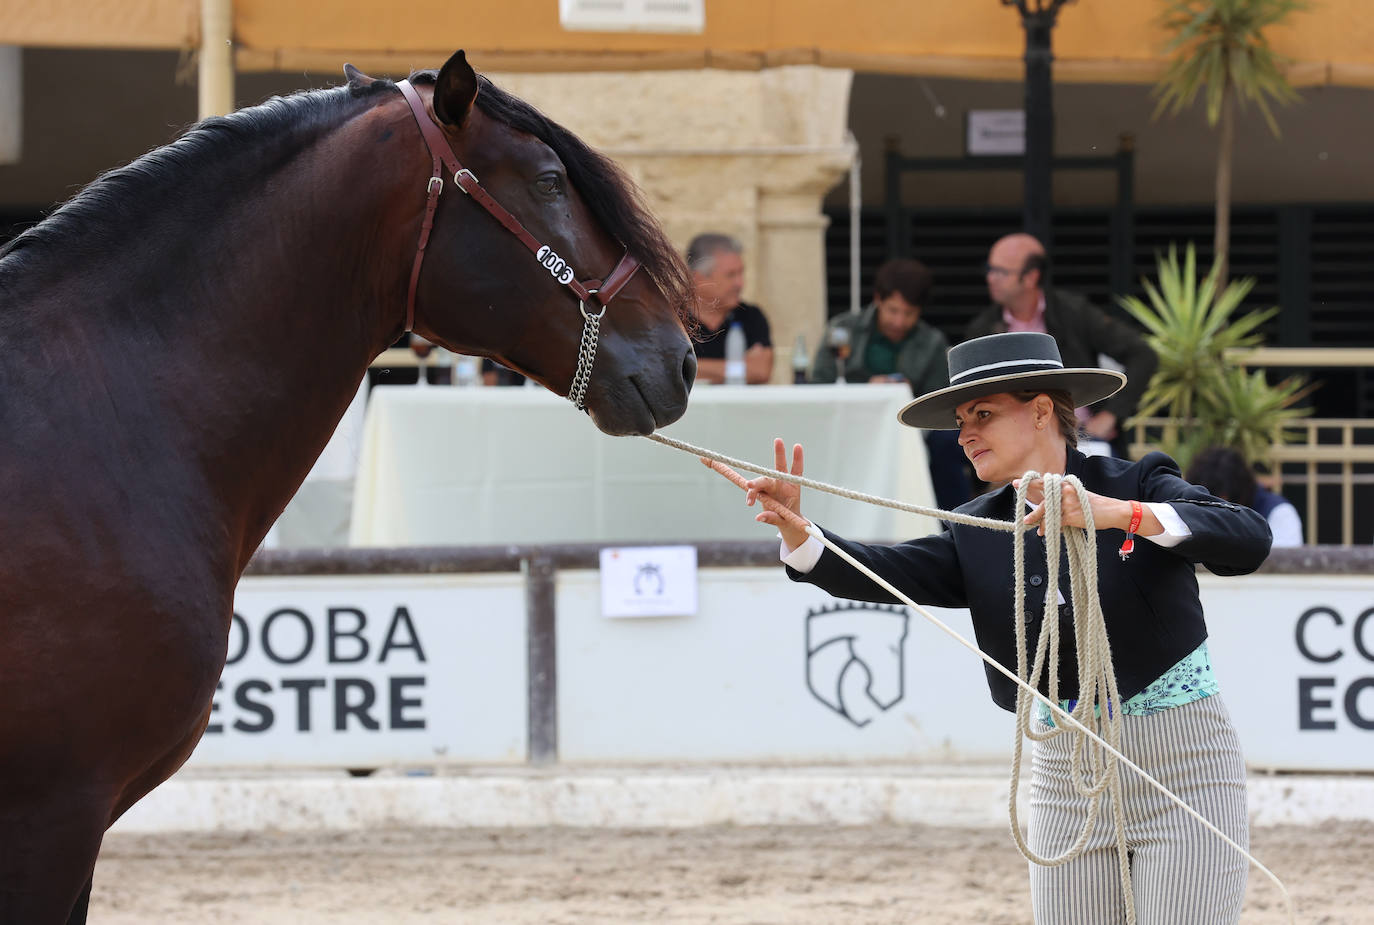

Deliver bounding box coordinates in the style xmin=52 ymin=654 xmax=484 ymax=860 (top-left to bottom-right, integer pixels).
xmin=489 ymin=66 xmax=856 ymax=383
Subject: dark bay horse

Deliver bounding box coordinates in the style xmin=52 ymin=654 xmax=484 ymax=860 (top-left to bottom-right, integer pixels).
xmin=0 ymin=49 xmax=695 ymax=924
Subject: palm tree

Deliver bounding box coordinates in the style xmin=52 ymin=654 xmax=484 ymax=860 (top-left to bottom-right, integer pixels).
xmin=1118 ymin=243 xmax=1310 ymax=472
xmin=1153 ymin=0 xmax=1306 ymax=286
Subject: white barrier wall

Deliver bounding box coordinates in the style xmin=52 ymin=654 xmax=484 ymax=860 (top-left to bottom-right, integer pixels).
xmin=1202 ymin=573 xmax=1374 ymax=771
xmin=557 ymin=568 xmax=1015 ymax=763
xmin=194 ymin=565 xmax=1373 ymax=771
xmin=190 ymin=574 xmax=527 ymax=767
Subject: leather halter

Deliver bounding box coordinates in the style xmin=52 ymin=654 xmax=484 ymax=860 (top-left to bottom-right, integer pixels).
xmin=395 ymin=79 xmax=641 ymax=408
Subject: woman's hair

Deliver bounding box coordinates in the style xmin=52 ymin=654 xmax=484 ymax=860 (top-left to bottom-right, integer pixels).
xmin=1011 ymin=389 xmax=1078 ymax=448
xmin=1184 ymin=446 xmax=1257 ymax=507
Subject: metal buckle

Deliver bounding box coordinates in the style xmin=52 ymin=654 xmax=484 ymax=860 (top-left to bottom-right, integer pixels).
xmin=454 ymin=168 xmax=477 ymax=194
xmin=580 ymin=289 xmax=607 ymax=322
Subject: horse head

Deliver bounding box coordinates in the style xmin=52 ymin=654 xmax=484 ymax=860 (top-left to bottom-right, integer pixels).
xmin=362 ymin=51 xmax=696 ymax=436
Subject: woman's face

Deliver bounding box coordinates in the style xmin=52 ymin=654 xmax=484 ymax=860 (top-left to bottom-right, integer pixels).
xmin=954 ymin=392 xmax=1048 ymax=484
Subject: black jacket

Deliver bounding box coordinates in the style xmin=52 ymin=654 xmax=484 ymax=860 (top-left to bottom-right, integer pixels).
xmin=788 ymin=449 xmax=1272 ymax=712
xmin=963 ymin=289 xmax=1158 ymax=422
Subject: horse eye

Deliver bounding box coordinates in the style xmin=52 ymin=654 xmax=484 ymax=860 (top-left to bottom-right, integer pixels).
xmin=535 ymin=174 xmax=563 ymax=196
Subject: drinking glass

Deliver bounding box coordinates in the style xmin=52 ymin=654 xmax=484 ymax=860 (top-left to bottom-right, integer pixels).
xmin=827 ymin=327 xmax=851 ymax=385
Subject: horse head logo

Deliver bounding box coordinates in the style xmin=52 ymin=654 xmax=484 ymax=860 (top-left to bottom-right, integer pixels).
xmin=633 ymin=563 xmax=665 ymax=595
xmin=806 ymin=603 xmax=909 ymax=728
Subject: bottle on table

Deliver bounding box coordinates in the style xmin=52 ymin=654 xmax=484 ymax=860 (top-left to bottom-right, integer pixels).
xmin=452 ymin=355 xmax=482 ymax=387
xmin=724 ymin=321 xmax=747 ymax=385
xmin=791 ymin=333 xmax=809 ymax=384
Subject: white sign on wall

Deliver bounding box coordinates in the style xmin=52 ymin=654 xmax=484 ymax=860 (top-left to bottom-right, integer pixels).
xmin=559 ymin=0 xmax=705 ymax=33
xmin=190 ymin=573 xmax=528 ymax=768
xmin=967 ymin=109 xmax=1026 ymax=156
xmin=1203 ymin=574 xmax=1374 ymax=771
xmin=186 ymin=566 xmax=1373 ymax=772
xmin=599 ymin=545 xmax=698 ymax=618
xmin=560 ymin=568 xmax=1015 ymax=764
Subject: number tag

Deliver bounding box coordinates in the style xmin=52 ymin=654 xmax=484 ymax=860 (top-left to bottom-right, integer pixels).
xmin=536 ymin=245 xmax=576 ymax=285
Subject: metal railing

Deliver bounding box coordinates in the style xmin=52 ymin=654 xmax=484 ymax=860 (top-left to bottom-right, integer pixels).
xmin=1128 ymin=417 xmax=1374 ymax=546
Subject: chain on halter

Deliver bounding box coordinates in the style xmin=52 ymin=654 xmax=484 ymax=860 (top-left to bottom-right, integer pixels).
xmin=568 ymin=297 xmax=604 ymax=411
xmin=395 ymin=78 xmax=641 ymax=411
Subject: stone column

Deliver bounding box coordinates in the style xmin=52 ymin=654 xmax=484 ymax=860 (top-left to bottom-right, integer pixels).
xmin=488 ymin=66 xmax=855 ymax=383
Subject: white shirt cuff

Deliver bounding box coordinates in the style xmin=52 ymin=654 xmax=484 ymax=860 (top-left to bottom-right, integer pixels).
xmin=1144 ymin=501 xmax=1190 ymax=547
xmin=781 ymin=506 xmax=1188 ymax=567
xmin=780 ymin=532 xmax=825 ymax=572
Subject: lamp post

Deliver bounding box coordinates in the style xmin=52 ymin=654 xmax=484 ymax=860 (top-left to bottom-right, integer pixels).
xmin=1002 ymin=0 xmax=1073 ymax=252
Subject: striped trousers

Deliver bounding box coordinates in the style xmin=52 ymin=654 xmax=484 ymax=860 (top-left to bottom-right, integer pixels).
xmin=1027 ymin=694 xmax=1249 ymax=924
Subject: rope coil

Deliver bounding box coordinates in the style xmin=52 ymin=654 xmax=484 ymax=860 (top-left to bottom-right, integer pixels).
xmin=647 ymin=431 xmax=1294 ymax=924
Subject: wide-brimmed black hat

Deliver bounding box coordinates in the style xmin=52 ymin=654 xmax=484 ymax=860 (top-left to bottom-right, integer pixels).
xmin=898 ymin=331 xmax=1126 ymax=429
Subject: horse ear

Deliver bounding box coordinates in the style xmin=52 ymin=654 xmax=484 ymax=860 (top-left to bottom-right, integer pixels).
xmin=343 ymin=63 xmax=376 ymax=89
xmin=433 ymin=50 xmax=478 ymax=127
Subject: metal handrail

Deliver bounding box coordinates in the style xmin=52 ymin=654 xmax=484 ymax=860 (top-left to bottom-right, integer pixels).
xmin=1129 ymin=417 xmax=1374 ymax=546
xmin=1227 ymin=347 xmax=1374 ymax=368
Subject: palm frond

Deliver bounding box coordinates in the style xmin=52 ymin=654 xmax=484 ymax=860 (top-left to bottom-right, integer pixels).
xmin=1153 ymin=0 xmax=1306 ymax=135
xmin=1117 ymin=241 xmax=1310 ymax=469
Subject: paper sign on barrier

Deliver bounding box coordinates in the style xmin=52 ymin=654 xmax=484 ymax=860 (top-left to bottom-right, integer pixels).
xmin=599 ymin=546 xmax=698 ymax=618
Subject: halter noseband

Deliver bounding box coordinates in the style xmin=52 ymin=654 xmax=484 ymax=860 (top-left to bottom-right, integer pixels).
xmin=396 ymin=78 xmax=641 ymax=411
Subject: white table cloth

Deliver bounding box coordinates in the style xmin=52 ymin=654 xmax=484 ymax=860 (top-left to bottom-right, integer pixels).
xmin=349 ymin=383 xmax=939 ymax=546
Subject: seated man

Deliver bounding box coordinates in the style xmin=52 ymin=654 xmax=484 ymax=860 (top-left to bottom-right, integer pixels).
xmin=687 ymin=233 xmax=774 ymax=384
xmin=811 ymin=258 xmax=970 ymax=508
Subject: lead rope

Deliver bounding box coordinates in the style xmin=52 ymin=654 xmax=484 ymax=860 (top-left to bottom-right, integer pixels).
xmin=1008 ymin=473 xmax=1135 ymax=923
xmin=646 ymin=432 xmax=1294 ymax=924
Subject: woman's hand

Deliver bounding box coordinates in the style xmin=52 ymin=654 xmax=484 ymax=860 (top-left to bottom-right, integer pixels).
xmin=1014 ymin=476 xmax=1161 ymax=537
xmin=701 ymin=438 xmax=812 ymax=550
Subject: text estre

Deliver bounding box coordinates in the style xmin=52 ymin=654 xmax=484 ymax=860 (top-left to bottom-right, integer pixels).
xmin=207 ymin=605 xmax=428 ymax=735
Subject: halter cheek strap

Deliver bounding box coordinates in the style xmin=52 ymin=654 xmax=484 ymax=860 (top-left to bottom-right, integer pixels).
xmin=395 ymin=79 xmax=641 ymax=410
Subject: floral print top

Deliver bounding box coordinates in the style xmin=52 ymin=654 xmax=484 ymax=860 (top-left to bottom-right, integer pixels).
xmin=1039 ymin=642 xmax=1217 ymax=726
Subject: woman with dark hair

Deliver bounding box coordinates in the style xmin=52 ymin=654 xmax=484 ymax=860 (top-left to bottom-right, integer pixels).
xmin=1185 ymin=446 xmax=1303 ymax=547
xmin=719 ymin=332 xmax=1272 ymax=924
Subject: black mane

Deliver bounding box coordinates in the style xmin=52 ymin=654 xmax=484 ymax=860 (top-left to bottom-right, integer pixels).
xmin=0 ymin=83 xmax=388 ymax=274
xmin=1 ymin=72 xmax=692 ymax=321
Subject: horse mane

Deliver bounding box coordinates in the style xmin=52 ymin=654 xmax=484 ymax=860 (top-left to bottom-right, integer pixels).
xmin=0 ymin=72 xmax=693 ymax=326
xmin=407 ymin=70 xmax=693 ymax=325
xmin=0 ymin=84 xmax=393 ymax=278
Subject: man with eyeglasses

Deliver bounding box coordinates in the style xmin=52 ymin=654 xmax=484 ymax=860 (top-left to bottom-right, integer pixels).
xmin=964 ymin=232 xmax=1157 ymax=457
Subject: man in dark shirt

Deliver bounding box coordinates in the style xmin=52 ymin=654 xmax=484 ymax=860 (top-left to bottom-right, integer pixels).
xmin=687 ymin=232 xmax=774 ymax=384
xmin=965 ymin=233 xmax=1157 ymax=456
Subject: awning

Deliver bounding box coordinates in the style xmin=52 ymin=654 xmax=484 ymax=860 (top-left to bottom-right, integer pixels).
xmin=3 ymin=0 xmax=1372 ymax=87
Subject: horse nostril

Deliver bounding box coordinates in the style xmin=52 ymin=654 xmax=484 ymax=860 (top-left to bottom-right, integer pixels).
xmin=681 ymin=347 xmax=698 ymax=391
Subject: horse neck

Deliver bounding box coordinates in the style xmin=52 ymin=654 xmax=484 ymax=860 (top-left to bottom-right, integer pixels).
xmin=42 ymin=100 xmax=423 ymax=572
xmin=210 ymin=106 xmax=426 ymax=565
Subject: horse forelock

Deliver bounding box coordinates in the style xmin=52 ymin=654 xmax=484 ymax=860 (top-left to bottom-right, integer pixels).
xmin=406 ymin=69 xmax=693 ymax=326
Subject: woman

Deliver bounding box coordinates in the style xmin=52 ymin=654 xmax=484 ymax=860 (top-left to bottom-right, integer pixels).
xmin=727 ymin=332 xmax=1272 ymax=924
xmin=1185 ymin=445 xmax=1303 ymax=548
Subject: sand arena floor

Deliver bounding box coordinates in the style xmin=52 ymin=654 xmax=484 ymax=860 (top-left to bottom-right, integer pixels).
xmin=92 ymin=822 xmax=1373 ymax=924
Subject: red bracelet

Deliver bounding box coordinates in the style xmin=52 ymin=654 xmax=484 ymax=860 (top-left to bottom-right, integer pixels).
xmin=1119 ymin=500 xmax=1143 ymax=560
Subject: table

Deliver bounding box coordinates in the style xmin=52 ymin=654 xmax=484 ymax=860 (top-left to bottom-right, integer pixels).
xmin=349 ymin=383 xmax=938 ymax=546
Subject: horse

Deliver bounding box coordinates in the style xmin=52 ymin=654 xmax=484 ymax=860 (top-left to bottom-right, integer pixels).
xmin=0 ymin=49 xmax=696 ymax=924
